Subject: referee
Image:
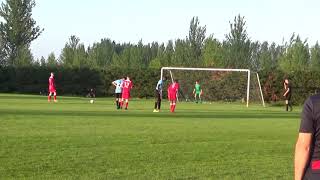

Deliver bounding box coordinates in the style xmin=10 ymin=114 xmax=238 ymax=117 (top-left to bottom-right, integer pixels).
xmin=295 ymin=94 xmax=320 ymax=179
xmin=283 ymin=79 xmax=293 ymax=111
xmin=153 ymin=77 xmax=166 ymax=112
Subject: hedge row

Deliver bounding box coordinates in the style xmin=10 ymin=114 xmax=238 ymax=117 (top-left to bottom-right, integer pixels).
xmin=0 ymin=67 xmax=319 ymax=104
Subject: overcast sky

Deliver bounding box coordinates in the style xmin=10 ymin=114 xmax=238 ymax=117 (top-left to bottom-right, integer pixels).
xmin=1 ymin=0 xmax=319 ymax=59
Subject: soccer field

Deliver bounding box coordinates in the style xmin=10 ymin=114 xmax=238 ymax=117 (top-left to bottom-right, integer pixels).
xmin=0 ymin=94 xmax=300 ymax=179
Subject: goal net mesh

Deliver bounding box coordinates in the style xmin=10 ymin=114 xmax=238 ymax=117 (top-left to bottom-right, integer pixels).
xmin=161 ymin=69 xmax=263 ymax=105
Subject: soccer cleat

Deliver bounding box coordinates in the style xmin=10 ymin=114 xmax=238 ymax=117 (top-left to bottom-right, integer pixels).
xmin=54 ymin=100 xmax=58 ymax=103
xmin=153 ymin=109 xmax=159 ymax=112
xmin=125 ymin=108 xmax=128 ymax=110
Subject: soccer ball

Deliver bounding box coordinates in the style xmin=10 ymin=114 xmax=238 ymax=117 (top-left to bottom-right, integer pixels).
xmin=90 ymin=100 xmax=94 ymax=104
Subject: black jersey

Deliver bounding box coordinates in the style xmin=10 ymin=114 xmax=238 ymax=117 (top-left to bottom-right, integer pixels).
xmin=300 ymin=94 xmax=320 ymax=176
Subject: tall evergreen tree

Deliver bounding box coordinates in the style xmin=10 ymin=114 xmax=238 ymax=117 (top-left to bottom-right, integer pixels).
xmin=188 ymin=16 xmax=206 ymax=66
xmin=279 ymin=34 xmax=309 ymax=72
xmin=47 ymin=52 xmax=57 ymax=67
xmin=0 ymin=0 xmax=43 ymax=66
xmin=224 ymin=14 xmax=252 ymax=68
xmin=310 ymin=42 xmax=320 ymax=70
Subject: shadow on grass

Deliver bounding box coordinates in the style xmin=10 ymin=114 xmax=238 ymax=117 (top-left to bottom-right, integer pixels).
xmin=0 ymin=109 xmax=299 ymax=120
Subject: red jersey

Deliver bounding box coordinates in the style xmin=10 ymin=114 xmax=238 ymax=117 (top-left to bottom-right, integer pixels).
xmin=122 ymin=80 xmax=133 ymax=94
xmin=49 ymin=77 xmax=56 ymax=92
xmin=168 ymin=83 xmax=178 ymax=100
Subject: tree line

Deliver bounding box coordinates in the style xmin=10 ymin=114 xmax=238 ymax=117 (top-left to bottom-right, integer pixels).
xmin=1 ymin=0 xmax=320 ymax=73
xmin=23 ymin=17 xmax=320 ymax=74
xmin=2 ymin=0 xmax=320 ymax=104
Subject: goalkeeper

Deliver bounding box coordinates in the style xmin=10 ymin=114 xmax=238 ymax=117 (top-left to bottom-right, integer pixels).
xmin=193 ymin=80 xmax=203 ymax=103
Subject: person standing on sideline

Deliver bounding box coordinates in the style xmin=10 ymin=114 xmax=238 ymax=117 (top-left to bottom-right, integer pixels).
xmin=153 ymin=77 xmax=166 ymax=112
xmin=283 ymin=78 xmax=293 ymax=111
xmin=48 ymin=72 xmax=57 ymax=102
xmin=112 ymin=77 xmax=124 ymax=109
xmin=294 ymin=94 xmax=320 ymax=180
xmin=192 ymin=80 xmax=203 ymax=103
xmin=120 ymin=76 xmax=133 ymax=110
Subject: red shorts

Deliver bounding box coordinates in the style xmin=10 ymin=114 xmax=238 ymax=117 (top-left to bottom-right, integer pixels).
xmin=49 ymin=87 xmax=56 ymax=93
xmin=168 ymin=94 xmax=176 ymax=101
xmin=122 ymin=92 xmax=130 ymax=99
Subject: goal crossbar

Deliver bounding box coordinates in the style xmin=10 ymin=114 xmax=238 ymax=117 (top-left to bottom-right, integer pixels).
xmin=160 ymin=67 xmax=265 ymax=107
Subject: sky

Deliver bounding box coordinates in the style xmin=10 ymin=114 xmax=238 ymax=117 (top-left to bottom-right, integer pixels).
xmin=1 ymin=0 xmax=319 ymax=59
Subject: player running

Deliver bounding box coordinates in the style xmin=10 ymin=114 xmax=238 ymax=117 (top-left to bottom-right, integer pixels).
xmin=120 ymin=76 xmax=133 ymax=110
xmin=193 ymin=80 xmax=203 ymax=103
xmin=153 ymin=77 xmax=166 ymax=112
xmin=167 ymin=80 xmax=179 ymax=113
xmin=48 ymin=72 xmax=57 ymax=102
xmin=112 ymin=77 xmax=125 ymax=109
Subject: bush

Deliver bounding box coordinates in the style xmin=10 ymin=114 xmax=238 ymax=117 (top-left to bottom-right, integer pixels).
xmin=0 ymin=66 xmax=319 ymax=104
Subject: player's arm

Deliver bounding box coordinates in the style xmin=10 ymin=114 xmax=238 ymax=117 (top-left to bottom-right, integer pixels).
xmin=193 ymin=88 xmax=195 ymax=94
xmin=283 ymin=87 xmax=290 ymax=96
xmin=294 ymin=98 xmax=314 ymax=180
xmin=294 ymin=133 xmax=312 ymax=180
xmin=112 ymin=81 xmax=117 ymax=87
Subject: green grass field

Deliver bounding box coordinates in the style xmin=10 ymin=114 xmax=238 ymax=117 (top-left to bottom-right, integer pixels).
xmin=0 ymin=94 xmax=300 ymax=179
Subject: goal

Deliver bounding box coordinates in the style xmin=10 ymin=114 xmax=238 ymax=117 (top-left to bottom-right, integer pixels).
xmin=160 ymin=67 xmax=265 ymax=107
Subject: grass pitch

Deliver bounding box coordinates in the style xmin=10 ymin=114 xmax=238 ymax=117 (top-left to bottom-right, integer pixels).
xmin=0 ymin=94 xmax=300 ymax=179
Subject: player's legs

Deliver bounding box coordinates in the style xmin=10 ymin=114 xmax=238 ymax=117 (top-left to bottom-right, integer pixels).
xmin=198 ymin=93 xmax=202 ymax=103
xmin=53 ymin=91 xmax=57 ymax=102
xmin=120 ymin=98 xmax=124 ymax=109
xmin=157 ymin=97 xmax=161 ymax=110
xmin=172 ymin=100 xmax=177 ymax=112
xmin=116 ymin=93 xmax=121 ymax=109
xmin=124 ymin=99 xmax=129 ymax=110
xmin=194 ymin=93 xmax=197 ymax=103
xmin=115 ymin=93 xmax=118 ymax=108
xmin=48 ymin=92 xmax=52 ymax=102
xmin=285 ymin=99 xmax=289 ymax=111
xmin=288 ymin=95 xmax=292 ymax=111
xmin=154 ymin=90 xmax=159 ymax=112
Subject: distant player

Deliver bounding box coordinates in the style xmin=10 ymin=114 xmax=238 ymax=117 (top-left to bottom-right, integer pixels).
xmin=48 ymin=72 xmax=57 ymax=102
xmin=120 ymin=76 xmax=133 ymax=110
xmin=88 ymin=88 xmax=96 ymax=103
xmin=193 ymin=80 xmax=203 ymax=103
xmin=112 ymin=77 xmax=124 ymax=109
xmin=283 ymin=78 xmax=292 ymax=111
xmin=167 ymin=80 xmax=179 ymax=113
xmin=153 ymin=77 xmax=166 ymax=112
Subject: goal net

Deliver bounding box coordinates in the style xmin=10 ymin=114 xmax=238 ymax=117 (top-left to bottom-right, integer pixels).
xmin=160 ymin=67 xmax=265 ymax=107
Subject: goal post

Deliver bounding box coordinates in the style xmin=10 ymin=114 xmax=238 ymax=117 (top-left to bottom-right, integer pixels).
xmin=160 ymin=67 xmax=265 ymax=107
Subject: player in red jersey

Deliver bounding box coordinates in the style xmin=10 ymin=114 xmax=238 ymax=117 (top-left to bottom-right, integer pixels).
xmin=48 ymin=72 xmax=57 ymax=102
xmin=167 ymin=80 xmax=179 ymax=113
xmin=120 ymin=76 xmax=133 ymax=110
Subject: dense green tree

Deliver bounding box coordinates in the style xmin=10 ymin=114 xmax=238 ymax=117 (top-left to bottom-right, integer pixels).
xmin=188 ymin=16 xmax=206 ymax=65
xmin=0 ymin=0 xmax=43 ymax=66
xmin=279 ymin=34 xmax=309 ymax=72
xmin=173 ymin=39 xmax=191 ymax=66
xmin=14 ymin=45 xmax=33 ymax=66
xmin=87 ymin=38 xmax=115 ymax=69
xmin=0 ymin=36 xmax=6 ymax=66
xmin=47 ymin=52 xmax=57 ymax=67
xmin=310 ymin=42 xmax=320 ymax=70
xmin=40 ymin=56 xmax=46 ymax=67
xmin=224 ymin=14 xmax=252 ymax=68
xmin=60 ymin=35 xmax=88 ymax=68
xmin=203 ymin=36 xmax=224 ymax=67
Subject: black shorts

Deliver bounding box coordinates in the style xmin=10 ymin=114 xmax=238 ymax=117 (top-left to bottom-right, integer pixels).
xmin=303 ymin=167 xmax=320 ymax=180
xmin=155 ymin=90 xmax=161 ymax=100
xmin=285 ymin=94 xmax=292 ymax=101
xmin=115 ymin=93 xmax=122 ymax=99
